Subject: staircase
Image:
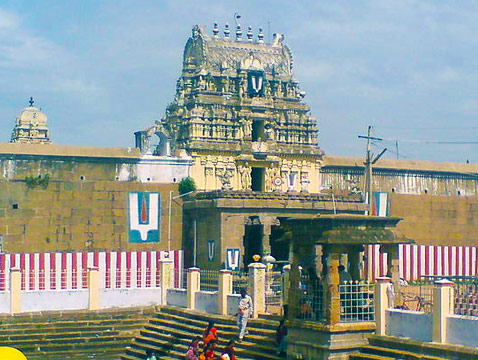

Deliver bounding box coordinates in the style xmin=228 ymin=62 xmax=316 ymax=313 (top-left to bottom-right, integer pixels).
xmin=350 ymin=335 xmax=478 ymax=360
xmin=0 ymin=307 xmax=155 ymax=359
xmin=121 ymin=306 xmax=282 ymax=360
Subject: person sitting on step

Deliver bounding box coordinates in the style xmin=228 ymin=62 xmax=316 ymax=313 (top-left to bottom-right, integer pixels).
xmin=203 ymin=321 xmax=219 ymax=346
xmin=221 ymin=339 xmax=236 ymax=360
xmin=186 ymin=336 xmax=201 ymax=360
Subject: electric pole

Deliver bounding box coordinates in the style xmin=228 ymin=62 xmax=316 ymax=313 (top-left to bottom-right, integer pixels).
xmin=358 ymin=126 xmax=387 ymax=215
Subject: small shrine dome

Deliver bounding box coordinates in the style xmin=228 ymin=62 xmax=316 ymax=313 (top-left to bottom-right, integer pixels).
xmin=16 ymin=97 xmax=47 ymax=127
xmin=10 ymin=97 xmax=51 ymax=144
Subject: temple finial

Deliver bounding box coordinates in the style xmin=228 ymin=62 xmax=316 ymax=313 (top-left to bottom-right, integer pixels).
xmin=213 ymin=22 xmax=219 ymax=39
xmin=258 ymin=28 xmax=264 ymax=44
xmin=247 ymin=26 xmax=253 ymax=42
xmin=29 ymin=97 xmax=34 ymax=107
xmin=236 ymin=25 xmax=242 ymax=41
xmin=224 ymin=23 xmax=230 ymax=40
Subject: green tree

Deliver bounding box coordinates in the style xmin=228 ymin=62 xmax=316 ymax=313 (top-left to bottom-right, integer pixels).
xmin=178 ymin=176 xmax=196 ymax=195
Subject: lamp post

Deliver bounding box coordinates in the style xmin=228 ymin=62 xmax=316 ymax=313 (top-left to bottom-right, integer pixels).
xmin=168 ymin=190 xmax=194 ymax=251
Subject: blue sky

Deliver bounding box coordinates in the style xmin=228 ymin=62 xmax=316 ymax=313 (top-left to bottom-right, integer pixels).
xmin=1 ymin=1 xmax=477 ymax=162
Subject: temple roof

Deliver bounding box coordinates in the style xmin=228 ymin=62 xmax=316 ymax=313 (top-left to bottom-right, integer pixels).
xmin=183 ymin=24 xmax=293 ymax=77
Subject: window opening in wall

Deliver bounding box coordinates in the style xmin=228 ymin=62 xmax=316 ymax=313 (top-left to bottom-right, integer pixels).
xmin=391 ymin=188 xmax=396 ymax=193
xmin=251 ymin=167 xmax=265 ymax=192
xmin=173 ymin=178 xmax=177 ymax=182
xmin=458 ymin=190 xmax=461 ymax=196
xmin=80 ymin=176 xmax=85 ymax=181
xmin=147 ymin=177 xmax=151 ymax=182
xmin=252 ymin=120 xmax=265 ymax=142
xmin=424 ymin=189 xmax=428 ymax=194
xmin=115 ymin=176 xmax=119 ymax=181
xmin=12 ymin=204 xmax=18 ymax=210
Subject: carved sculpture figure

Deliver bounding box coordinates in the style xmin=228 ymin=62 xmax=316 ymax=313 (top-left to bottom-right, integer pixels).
xmin=239 ymin=165 xmax=252 ymax=190
xmin=217 ymin=170 xmax=233 ymax=190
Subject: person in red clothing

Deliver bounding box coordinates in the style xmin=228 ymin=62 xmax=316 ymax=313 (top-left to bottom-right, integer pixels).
xmin=203 ymin=321 xmax=219 ymax=346
xmin=203 ymin=340 xmax=217 ymax=359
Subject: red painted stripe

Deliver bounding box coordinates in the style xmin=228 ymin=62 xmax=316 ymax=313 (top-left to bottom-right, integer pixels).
xmin=71 ymin=253 xmax=77 ymax=289
xmin=93 ymin=252 xmax=99 ymax=268
xmin=442 ymin=247 xmax=447 ymax=276
xmin=0 ymin=254 xmax=5 ymax=291
xmin=417 ymin=246 xmax=422 ymax=280
xmin=126 ymin=252 xmax=131 ymax=288
xmin=402 ymin=245 xmax=407 ymax=281
xmin=460 ymin=247 xmax=464 ymax=276
xmin=20 ymin=253 xmax=25 ymax=290
xmin=424 ymin=246 xmax=430 ymax=277
xmin=61 ymin=253 xmax=67 ymax=289
xmin=174 ymin=250 xmax=179 ymax=287
xmin=146 ymin=252 xmax=152 ymax=287
xmin=39 ymin=253 xmax=45 ymax=290
xmin=410 ymin=246 xmax=415 ymax=280
xmin=50 ymin=254 xmax=56 ymax=290
xmin=371 ymin=245 xmax=376 ymax=281
xmin=470 ymin=248 xmax=474 ymax=276
xmin=105 ymin=252 xmax=111 ymax=289
xmin=10 ymin=254 xmax=15 ymax=268
xmin=433 ymin=247 xmax=438 ymax=276
xmin=155 ymin=252 xmax=161 ymax=287
xmin=116 ymin=252 xmax=122 ymax=288
xmin=82 ymin=252 xmax=88 ymax=289
xmin=136 ymin=252 xmax=142 ymax=287
xmin=28 ymin=253 xmax=35 ymax=291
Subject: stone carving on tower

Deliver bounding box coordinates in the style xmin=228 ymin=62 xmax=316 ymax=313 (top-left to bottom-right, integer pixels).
xmin=136 ymin=22 xmax=324 ymax=192
xmin=11 ymin=97 xmax=51 ymax=144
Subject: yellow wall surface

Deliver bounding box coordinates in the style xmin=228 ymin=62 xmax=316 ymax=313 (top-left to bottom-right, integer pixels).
xmin=0 ymin=180 xmax=182 ymax=253
xmin=390 ymin=193 xmax=478 ymax=246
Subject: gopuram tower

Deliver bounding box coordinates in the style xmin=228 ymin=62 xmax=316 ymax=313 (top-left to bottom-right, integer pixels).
xmin=136 ymin=23 xmax=323 ymax=193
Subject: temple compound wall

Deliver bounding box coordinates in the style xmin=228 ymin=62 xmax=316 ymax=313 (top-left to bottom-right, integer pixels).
xmin=0 ymin=143 xmax=185 ymax=253
xmin=322 ymin=156 xmax=478 ymax=246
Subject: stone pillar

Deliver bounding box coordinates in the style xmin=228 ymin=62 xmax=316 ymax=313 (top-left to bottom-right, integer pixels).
xmin=282 ymin=265 xmax=291 ymax=309
xmin=324 ymin=252 xmax=341 ymax=325
xmin=383 ymin=244 xmax=400 ymax=284
xmin=218 ymin=269 xmax=232 ymax=315
xmin=248 ymin=262 xmax=266 ymax=318
xmin=375 ymin=277 xmax=392 ymax=336
xmin=187 ymin=267 xmax=200 ymax=310
xmin=88 ymin=267 xmax=100 ymax=311
xmin=433 ymin=279 xmax=454 ymax=343
xmin=349 ymin=246 xmax=363 ymax=281
xmin=10 ymin=268 xmax=21 ymax=315
xmin=159 ymin=259 xmax=174 ymax=306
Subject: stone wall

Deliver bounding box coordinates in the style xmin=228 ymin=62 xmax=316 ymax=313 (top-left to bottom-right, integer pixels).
xmin=390 ymin=193 xmax=478 ymax=246
xmin=0 ymin=180 xmax=182 ymax=252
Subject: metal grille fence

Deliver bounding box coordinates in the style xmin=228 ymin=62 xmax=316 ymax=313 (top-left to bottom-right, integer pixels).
xmin=455 ymin=281 xmax=478 ymax=316
xmin=174 ymin=268 xmax=188 ymax=289
xmin=295 ymin=273 xmax=324 ymax=321
xmin=339 ymin=281 xmax=375 ymax=322
xmin=200 ymin=269 xmax=220 ymax=292
xmin=232 ymin=272 xmax=248 ymax=294
xmin=265 ymin=271 xmax=283 ymax=315
xmin=396 ymin=279 xmax=434 ymax=312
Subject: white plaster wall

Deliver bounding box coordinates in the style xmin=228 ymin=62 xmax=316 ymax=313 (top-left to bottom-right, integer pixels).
xmin=167 ymin=288 xmax=187 ymax=308
xmin=22 ymin=290 xmax=88 ymax=312
xmin=447 ymin=315 xmax=478 ymax=348
xmin=227 ymin=294 xmax=241 ymax=316
xmin=386 ymin=309 xmax=433 ymax=342
xmin=195 ymin=291 xmax=218 ymax=314
xmin=0 ymin=293 xmax=10 ymax=314
xmin=99 ymin=288 xmax=161 ymax=309
xmin=136 ymin=156 xmax=192 ymax=183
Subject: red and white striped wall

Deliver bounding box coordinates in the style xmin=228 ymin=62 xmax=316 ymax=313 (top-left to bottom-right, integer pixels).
xmin=0 ymin=250 xmax=183 ymax=291
xmin=364 ymin=244 xmax=478 ymax=281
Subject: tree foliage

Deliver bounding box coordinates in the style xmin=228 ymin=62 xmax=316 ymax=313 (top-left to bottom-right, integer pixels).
xmin=178 ymin=176 xmax=196 ymax=195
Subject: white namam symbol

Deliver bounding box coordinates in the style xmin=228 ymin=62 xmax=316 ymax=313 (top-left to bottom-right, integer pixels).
xmin=129 ymin=193 xmax=159 ymax=241
xmin=251 ymin=76 xmax=263 ymax=93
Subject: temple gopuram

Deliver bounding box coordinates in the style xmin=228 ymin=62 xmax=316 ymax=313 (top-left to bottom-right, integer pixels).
xmin=136 ymin=23 xmax=323 ymax=193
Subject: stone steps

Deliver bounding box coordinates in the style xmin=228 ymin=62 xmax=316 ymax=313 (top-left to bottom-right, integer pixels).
xmin=350 ymin=335 xmax=478 ymax=360
xmin=0 ymin=307 xmax=155 ymax=359
xmin=121 ymin=306 xmax=282 ymax=360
